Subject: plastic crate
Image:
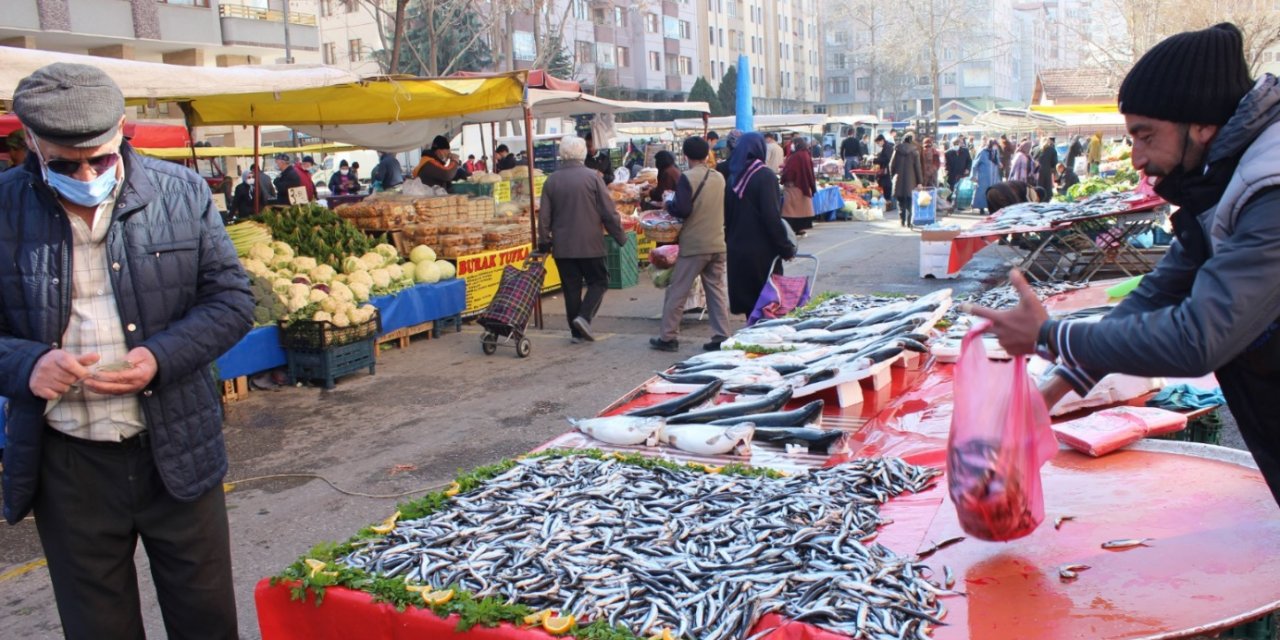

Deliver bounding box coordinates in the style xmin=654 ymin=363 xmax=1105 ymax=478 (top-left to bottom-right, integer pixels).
xmin=450 ymin=182 xmax=495 ymax=197
xmin=285 ymin=338 xmax=376 ymax=389
xmin=912 ymin=188 xmax=938 ymax=226
xmin=606 ymin=231 xmax=639 ymax=289
xmin=1151 ymin=410 xmax=1223 ymax=445
xmin=1221 ymin=613 xmax=1277 ymax=639
xmin=278 ymin=312 xmax=380 ymax=350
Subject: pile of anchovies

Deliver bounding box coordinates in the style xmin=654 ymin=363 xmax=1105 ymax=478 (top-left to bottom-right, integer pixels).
xmin=944 ymin=281 xmax=1085 ymax=324
xmin=340 ymin=455 xmax=953 ymax=640
xmin=799 ymin=294 xmax=917 ymax=319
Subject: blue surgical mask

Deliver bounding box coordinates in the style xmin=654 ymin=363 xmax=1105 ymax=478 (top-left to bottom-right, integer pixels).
xmin=31 ymin=137 xmax=119 ymax=207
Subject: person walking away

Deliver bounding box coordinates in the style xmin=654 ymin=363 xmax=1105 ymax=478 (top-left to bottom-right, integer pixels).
xmin=840 ymin=131 xmax=864 ymax=179
xmin=874 ymin=133 xmax=896 ymax=211
xmin=1056 ymin=162 xmax=1080 ymax=197
xmin=0 ymin=62 xmax=253 ymax=639
xmin=888 ymin=133 xmax=924 ymax=226
xmin=537 ymin=135 xmax=627 ymax=342
xmin=999 ymin=134 xmax=1015 ymax=179
xmin=920 ymin=137 xmax=942 ymax=190
xmin=944 ymin=138 xmax=968 ymax=205
xmin=1009 ymin=139 xmax=1034 ymax=182
xmin=371 ymin=150 xmax=403 ymax=191
xmin=493 ymin=144 xmax=518 ymax=172
xmin=646 ymin=150 xmax=682 ymax=210
xmin=649 ymin=136 xmax=732 ymax=352
xmin=780 ymin=136 xmax=818 ymax=236
xmin=296 ymin=155 xmax=317 ymax=201
xmin=1086 ymin=130 xmax=1104 ymax=175
xmin=328 ymin=159 xmax=359 ymax=196
xmin=971 ymin=139 xmax=1003 ymax=215
xmin=967 ymin=22 xmax=1280 ymax=507
xmin=1065 ymin=135 xmax=1085 ymax=175
xmin=764 ymin=132 xmax=786 ymax=173
xmin=272 ymin=152 xmax=302 ymax=204
xmin=1036 ymin=137 xmax=1058 ymax=197
xmin=725 ymin=132 xmax=797 ymax=317
xmin=413 ymin=135 xmax=460 ymax=191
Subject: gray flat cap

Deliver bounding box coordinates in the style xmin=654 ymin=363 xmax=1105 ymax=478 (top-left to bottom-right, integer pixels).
xmin=13 ymin=63 xmax=125 ymax=148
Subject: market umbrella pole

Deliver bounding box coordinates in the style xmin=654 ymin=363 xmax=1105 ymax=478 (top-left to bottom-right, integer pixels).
xmin=253 ymin=125 xmax=261 ymax=213
xmin=524 ymin=105 xmax=542 ymax=330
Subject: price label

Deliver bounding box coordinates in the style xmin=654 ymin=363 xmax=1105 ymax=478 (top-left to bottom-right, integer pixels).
xmin=532 ymin=175 xmax=548 ymax=198
xmin=493 ymin=181 xmax=511 ymax=203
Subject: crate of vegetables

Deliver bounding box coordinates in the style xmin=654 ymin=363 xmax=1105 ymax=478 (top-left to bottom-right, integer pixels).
xmin=278 ymin=308 xmax=381 ymax=350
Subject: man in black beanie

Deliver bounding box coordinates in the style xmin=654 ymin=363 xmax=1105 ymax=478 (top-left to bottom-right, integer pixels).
xmin=968 ymin=23 xmax=1280 ymax=507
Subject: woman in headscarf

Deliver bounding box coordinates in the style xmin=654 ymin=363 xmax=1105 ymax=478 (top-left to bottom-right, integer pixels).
xmin=715 ymin=129 xmax=743 ymax=183
xmin=972 ymin=139 xmax=1003 ymax=215
xmin=780 ymin=136 xmax=818 ymax=237
xmin=888 ymin=133 xmax=923 ymax=226
xmin=645 ymin=150 xmax=681 ymax=209
xmin=1009 ymin=139 xmax=1034 ymax=182
xmin=725 ymin=132 xmax=797 ymax=317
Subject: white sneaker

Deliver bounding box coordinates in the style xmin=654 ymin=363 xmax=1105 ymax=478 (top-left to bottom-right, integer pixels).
xmin=572 ymin=317 xmax=594 ymax=341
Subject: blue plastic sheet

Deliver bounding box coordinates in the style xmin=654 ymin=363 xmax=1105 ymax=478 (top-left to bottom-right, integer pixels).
xmin=216 ymin=325 xmax=287 ymax=380
xmin=812 ymin=186 xmax=845 ymax=217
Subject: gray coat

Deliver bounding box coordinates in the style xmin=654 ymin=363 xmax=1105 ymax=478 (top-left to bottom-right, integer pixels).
xmin=889 ymin=141 xmax=925 ymax=198
xmin=0 ymin=144 xmax=254 ymax=523
xmin=538 ymin=160 xmax=626 ymax=259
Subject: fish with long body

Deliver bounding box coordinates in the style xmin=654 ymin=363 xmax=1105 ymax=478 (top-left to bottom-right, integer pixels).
xmin=626 ymin=380 xmax=724 ymax=418
xmin=659 ymin=423 xmax=755 ymax=456
xmin=666 ymin=387 xmax=794 ymax=424
xmin=570 ymin=416 xmax=665 ymax=446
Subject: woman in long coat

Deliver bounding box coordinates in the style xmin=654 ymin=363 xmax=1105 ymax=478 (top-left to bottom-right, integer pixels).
xmin=1009 ymin=139 xmax=1034 ymax=182
xmin=725 ymin=132 xmax=797 ymax=316
xmin=888 ymin=133 xmax=924 ymax=226
xmin=1036 ymin=138 xmax=1058 ymax=198
xmin=920 ymin=137 xmax=942 ymax=189
xmin=971 ymin=139 xmax=1003 ymax=215
xmin=780 ymin=137 xmax=818 ymax=236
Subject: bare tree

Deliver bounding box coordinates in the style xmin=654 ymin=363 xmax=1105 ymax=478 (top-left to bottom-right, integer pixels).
xmin=902 ymin=0 xmax=1015 ymax=130
xmin=822 ymin=0 xmax=906 ymax=117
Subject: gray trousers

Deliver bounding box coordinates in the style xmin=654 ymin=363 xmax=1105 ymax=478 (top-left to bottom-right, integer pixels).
xmin=33 ymin=429 xmax=238 ymax=640
xmin=660 ymin=252 xmax=731 ymax=341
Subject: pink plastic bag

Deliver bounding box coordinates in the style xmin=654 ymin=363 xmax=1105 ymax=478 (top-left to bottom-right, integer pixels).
xmin=649 ymin=244 xmax=680 ymax=269
xmin=947 ymin=321 xmax=1058 ymax=541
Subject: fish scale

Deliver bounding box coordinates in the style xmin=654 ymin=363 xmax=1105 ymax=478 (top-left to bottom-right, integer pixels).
xmin=341 ymin=455 xmax=957 ymax=640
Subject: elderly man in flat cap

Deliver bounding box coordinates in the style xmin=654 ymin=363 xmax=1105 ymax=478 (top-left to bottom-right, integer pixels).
xmin=0 ymin=62 xmax=252 ymax=638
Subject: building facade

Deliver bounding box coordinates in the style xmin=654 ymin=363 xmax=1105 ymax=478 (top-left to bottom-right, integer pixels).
xmin=698 ymin=0 xmax=823 ymax=113
xmin=316 ymin=0 xmax=385 ymax=77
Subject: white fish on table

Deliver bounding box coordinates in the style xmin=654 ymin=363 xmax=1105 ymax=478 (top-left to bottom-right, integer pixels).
xmin=659 ymin=423 xmax=755 ymax=456
xmin=570 ymin=416 xmax=665 ymax=446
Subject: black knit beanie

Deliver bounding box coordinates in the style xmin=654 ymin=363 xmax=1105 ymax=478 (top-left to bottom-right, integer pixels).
xmin=1118 ymin=22 xmax=1252 ymax=125
xmin=431 ymin=135 xmax=450 ymax=150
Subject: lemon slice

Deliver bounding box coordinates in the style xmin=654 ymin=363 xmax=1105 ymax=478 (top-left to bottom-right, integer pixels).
xmin=404 ymin=584 xmax=430 ymax=593
xmin=422 ymin=589 xmax=454 ymax=606
xmin=443 ymin=482 xmax=461 ymax=497
xmin=303 ymin=558 xmax=327 ymax=578
xmin=648 ymin=630 xmax=675 ymax=640
xmin=370 ymin=510 xmax=401 ymax=534
xmin=542 ymin=614 xmax=575 ymax=635
xmin=523 ymin=610 xmax=549 ymax=626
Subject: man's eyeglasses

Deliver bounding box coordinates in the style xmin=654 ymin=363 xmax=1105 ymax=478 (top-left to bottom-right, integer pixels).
xmin=45 ymin=153 xmax=119 ymax=177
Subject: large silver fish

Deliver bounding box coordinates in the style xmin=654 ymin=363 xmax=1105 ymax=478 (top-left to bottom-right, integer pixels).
xmin=659 ymin=423 xmax=755 ymax=456
xmin=570 ymin=416 xmax=665 ymax=446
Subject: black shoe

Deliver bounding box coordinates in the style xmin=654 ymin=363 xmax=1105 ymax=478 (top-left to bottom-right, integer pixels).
xmin=649 ymin=337 xmax=679 ymax=352
xmin=572 ymin=317 xmax=594 ymax=341
xmin=703 ymin=335 xmax=728 ymax=351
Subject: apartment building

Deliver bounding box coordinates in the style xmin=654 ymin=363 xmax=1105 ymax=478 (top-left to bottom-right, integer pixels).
xmin=699 ymin=0 xmax=823 ymax=114
xmin=316 ymin=0 xmax=385 ymax=76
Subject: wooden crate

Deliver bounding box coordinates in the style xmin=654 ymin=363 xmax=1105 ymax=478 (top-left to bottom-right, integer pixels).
xmin=221 ymin=376 xmax=249 ymax=403
xmin=374 ymin=320 xmax=434 ymax=359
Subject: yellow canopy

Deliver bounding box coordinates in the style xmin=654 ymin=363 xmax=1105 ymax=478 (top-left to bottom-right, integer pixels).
xmin=1030 ymin=103 xmax=1119 ymax=114
xmin=185 ymin=72 xmax=528 ymax=127
xmin=135 ymin=142 xmax=358 ymax=159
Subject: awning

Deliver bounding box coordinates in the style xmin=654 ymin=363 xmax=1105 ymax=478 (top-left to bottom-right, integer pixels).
xmin=289 ymin=88 xmax=708 ymax=152
xmin=972 ymin=108 xmax=1065 ymax=133
xmin=1031 ymin=103 xmax=1119 ymax=114
xmin=135 ymin=142 xmax=358 ymax=160
xmin=0 ymin=113 xmax=192 ymax=148
xmin=0 ymin=47 xmax=360 ymax=104
xmin=672 ymin=113 xmax=827 ymax=131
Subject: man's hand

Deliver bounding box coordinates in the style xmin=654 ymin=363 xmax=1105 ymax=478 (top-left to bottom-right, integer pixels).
xmin=959 ymin=269 xmax=1048 ymax=356
xmin=1039 ymin=375 xmax=1074 ymax=409
xmin=83 ymin=347 xmax=158 ymax=396
xmin=30 ymin=350 xmax=99 ymax=400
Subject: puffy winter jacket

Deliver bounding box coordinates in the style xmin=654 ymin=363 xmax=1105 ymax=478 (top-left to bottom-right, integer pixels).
xmin=0 ymin=143 xmax=254 ymax=523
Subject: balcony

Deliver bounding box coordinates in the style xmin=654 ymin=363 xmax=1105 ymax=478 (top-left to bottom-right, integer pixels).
xmin=218 ymin=2 xmax=318 ymax=51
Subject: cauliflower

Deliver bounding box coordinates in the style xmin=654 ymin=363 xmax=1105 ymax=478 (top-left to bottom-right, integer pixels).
xmin=331 ymin=312 xmax=351 ymax=328
xmin=273 ymin=278 xmax=293 ymax=294
xmin=288 ymin=283 xmax=310 ymax=300
xmin=370 ymin=268 xmax=391 ymax=289
xmin=248 ymin=243 xmax=275 ymax=264
xmin=348 ymin=281 xmax=371 ymax=302
xmin=308 ymin=288 xmax=329 ymax=303
xmin=240 ymin=258 xmax=269 ymax=277
xmin=348 ymin=270 xmax=373 ymax=286
xmin=320 ymin=296 xmax=341 ymax=314
xmin=360 ymin=252 xmax=384 ymax=270
xmin=312 ymin=311 xmax=333 ymax=323
xmin=374 ymin=243 xmax=400 ymax=264
xmin=342 ymin=256 xmax=365 ymax=274
xmin=287 ymin=294 xmax=309 ymax=313
xmin=270 ymin=241 xmax=295 ymax=260
xmin=308 ymin=264 xmax=337 ymax=284
xmin=291 ymin=256 xmax=318 ymax=272
xmin=385 ymin=264 xmax=404 ymax=281
xmin=329 ymin=281 xmax=354 ymax=302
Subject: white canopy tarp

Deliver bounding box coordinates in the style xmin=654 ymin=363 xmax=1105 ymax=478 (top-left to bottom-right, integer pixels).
xmin=672 ymin=114 xmax=827 ymax=131
xmin=293 ymin=90 xmax=708 ymax=152
xmin=0 ymin=47 xmax=361 ymax=103
xmin=971 ymin=108 xmax=1065 ymax=133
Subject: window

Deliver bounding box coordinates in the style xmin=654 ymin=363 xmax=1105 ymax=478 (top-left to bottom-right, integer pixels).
xmin=729 ymin=29 xmax=738 ymax=51
xmin=680 ymin=20 xmax=691 ymax=39
xmin=829 ymin=77 xmax=849 ymax=94
xmin=719 ymin=28 xmax=724 ymax=46
xmin=710 ymin=26 xmax=716 ymax=45
xmin=617 ymin=46 xmax=631 ymax=67
xmin=735 ymin=31 xmax=744 ymax=51
xmin=663 ymin=17 xmax=689 ymax=39
xmin=944 ymin=47 xmax=954 ymax=61
xmin=513 ymin=31 xmax=536 ymax=61
xmin=918 ymin=75 xmax=929 ymax=86
xmin=679 ymin=56 xmax=693 ymax=75
xmin=646 ymin=13 xmax=660 ymax=33
xmin=592 ymin=8 xmax=607 ymax=25
xmin=347 ymin=38 xmax=362 ymax=62
xmin=649 ymin=51 xmax=662 ymax=71
xmin=833 ymin=52 xmax=846 ymax=69
xmin=575 ymin=40 xmax=595 ymax=64
xmin=665 ymin=54 xmax=678 ymax=74
xmin=572 ymin=0 xmax=588 ymax=21
xmin=597 ymin=44 xmax=616 ymax=68
xmin=323 ymin=42 xmax=336 ymax=65
xmin=944 ymin=72 xmax=957 ymax=85
xmin=856 ymin=76 xmax=868 ymax=90
xmin=613 ymin=7 xmax=627 ymax=27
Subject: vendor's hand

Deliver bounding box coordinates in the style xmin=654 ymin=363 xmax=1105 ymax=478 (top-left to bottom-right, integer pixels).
xmin=1039 ymin=375 xmax=1074 ymax=409
xmin=83 ymin=347 xmax=158 ymax=396
xmin=959 ymin=269 xmax=1047 ymax=356
xmin=29 ymin=350 xmax=99 ymax=400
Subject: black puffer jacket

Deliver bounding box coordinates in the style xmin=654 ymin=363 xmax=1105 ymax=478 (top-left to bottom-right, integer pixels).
xmin=0 ymin=143 xmax=254 ymax=523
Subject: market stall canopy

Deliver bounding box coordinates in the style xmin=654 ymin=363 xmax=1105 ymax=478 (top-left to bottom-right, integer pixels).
xmin=972 ymin=108 xmax=1065 ymax=133
xmin=452 ymin=69 xmax=580 ymax=92
xmin=673 ymin=114 xmax=827 ymax=131
xmin=827 ymin=115 xmax=882 ymax=126
xmin=183 ymin=73 xmax=528 ymax=127
xmin=135 ymin=142 xmax=358 ymax=160
xmin=0 ymin=113 xmax=191 ymax=148
xmin=289 ymin=88 xmax=709 ymax=153
xmin=0 ymin=47 xmax=360 ymax=104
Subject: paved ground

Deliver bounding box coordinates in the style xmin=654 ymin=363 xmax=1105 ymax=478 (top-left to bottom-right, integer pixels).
xmin=0 ymin=214 xmax=1258 ymax=638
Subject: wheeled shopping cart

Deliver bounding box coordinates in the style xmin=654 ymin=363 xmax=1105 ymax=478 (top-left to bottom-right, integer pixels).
xmin=477 ymin=253 xmax=547 ymax=358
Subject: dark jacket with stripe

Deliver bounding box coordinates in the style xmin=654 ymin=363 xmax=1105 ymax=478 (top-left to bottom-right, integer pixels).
xmin=0 ymin=143 xmax=254 ymax=523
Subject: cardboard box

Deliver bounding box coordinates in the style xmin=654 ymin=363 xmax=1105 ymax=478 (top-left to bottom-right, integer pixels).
xmin=920 ymin=229 xmax=963 ymax=242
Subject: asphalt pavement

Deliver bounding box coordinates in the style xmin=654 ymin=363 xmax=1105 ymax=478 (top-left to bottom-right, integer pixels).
xmin=0 ymin=213 xmax=1255 ymax=638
